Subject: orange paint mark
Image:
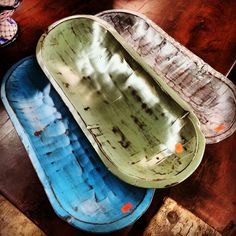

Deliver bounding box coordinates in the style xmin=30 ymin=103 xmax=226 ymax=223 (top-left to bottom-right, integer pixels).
xmin=214 ymin=124 xmax=225 ymax=132
xmin=175 ymin=143 xmax=183 ymax=154
xmin=121 ymin=202 xmax=133 ymax=213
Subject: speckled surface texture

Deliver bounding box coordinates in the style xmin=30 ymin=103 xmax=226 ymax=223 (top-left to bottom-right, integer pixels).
xmin=36 ymin=15 xmax=205 ymax=188
xmin=1 ymin=56 xmax=154 ymax=233
xmin=97 ymin=10 xmax=236 ymax=144
xmin=143 ymin=198 xmax=221 ymax=236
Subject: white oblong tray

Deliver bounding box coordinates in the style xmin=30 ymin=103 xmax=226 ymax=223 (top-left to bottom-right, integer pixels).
xmin=97 ymin=9 xmax=236 ymax=144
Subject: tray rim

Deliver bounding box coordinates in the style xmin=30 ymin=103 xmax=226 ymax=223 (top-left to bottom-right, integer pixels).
xmin=36 ymin=15 xmax=206 ymax=188
xmin=96 ymin=9 xmax=236 ymax=144
xmin=0 ymin=56 xmax=155 ymax=233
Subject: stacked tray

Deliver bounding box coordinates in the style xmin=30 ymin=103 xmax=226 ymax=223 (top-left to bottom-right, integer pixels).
xmin=97 ymin=10 xmax=236 ymax=144
xmin=36 ymin=15 xmax=205 ymax=189
xmin=1 ymin=57 xmax=154 ymax=233
xmin=2 ymin=9 xmax=235 ymax=233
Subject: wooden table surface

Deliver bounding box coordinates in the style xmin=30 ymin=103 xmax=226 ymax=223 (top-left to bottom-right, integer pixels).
xmin=0 ymin=0 xmax=236 ymax=235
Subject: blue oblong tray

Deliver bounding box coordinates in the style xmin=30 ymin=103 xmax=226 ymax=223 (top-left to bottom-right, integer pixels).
xmin=1 ymin=56 xmax=154 ymax=233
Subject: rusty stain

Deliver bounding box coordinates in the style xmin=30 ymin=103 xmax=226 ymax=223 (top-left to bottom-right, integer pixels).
xmin=152 ymin=178 xmax=162 ymax=181
xmin=34 ymin=130 xmax=43 ymax=137
xmin=131 ymin=115 xmax=146 ymax=129
xmin=146 ymin=108 xmax=153 ymax=115
xmin=119 ymin=140 xmax=130 ymax=148
xmin=131 ymin=89 xmax=142 ymax=102
xmin=82 ymin=76 xmax=91 ymax=81
xmin=112 ymin=126 xmax=130 ymax=148
xmin=106 ymin=140 xmax=116 ymax=149
xmin=71 ymin=26 xmax=77 ymax=36
xmin=165 ymin=182 xmax=179 ymax=188
xmin=142 ymin=103 xmax=147 ymax=109
xmin=130 ymin=159 xmax=141 ymax=165
xmin=63 ymin=82 xmax=69 ymax=88
xmin=120 ymin=120 xmax=125 ymax=125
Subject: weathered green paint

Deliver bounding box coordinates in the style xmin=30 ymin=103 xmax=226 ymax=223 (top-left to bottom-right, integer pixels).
xmin=36 ymin=15 xmax=205 ymax=188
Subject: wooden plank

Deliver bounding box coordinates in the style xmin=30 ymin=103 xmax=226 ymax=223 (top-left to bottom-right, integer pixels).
xmin=0 ymin=119 xmax=14 ymax=142
xmin=0 ymin=101 xmax=9 ymax=126
xmin=0 ymin=194 xmax=45 ymax=236
xmin=143 ymin=197 xmax=221 ymax=236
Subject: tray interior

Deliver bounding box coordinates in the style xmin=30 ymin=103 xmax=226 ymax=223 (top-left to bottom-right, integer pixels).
xmin=36 ymin=16 xmax=205 ymax=187
xmin=2 ymin=57 xmax=153 ymax=232
xmin=97 ymin=10 xmax=236 ymax=144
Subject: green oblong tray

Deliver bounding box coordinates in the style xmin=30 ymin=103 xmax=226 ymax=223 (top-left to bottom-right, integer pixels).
xmin=36 ymin=15 xmax=205 ymax=188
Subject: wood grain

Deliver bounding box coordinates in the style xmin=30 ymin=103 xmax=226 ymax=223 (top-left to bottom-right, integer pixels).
xmin=0 ymin=0 xmax=235 ymax=235
xmin=0 ymin=194 xmax=45 ymax=236
xmin=113 ymin=0 xmax=236 ymax=77
xmin=170 ymin=134 xmax=236 ymax=235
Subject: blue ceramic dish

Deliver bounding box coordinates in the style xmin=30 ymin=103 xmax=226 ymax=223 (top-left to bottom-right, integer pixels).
xmin=1 ymin=56 xmax=154 ymax=233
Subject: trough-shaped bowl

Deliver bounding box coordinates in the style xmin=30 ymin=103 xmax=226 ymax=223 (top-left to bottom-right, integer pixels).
xmin=97 ymin=9 xmax=236 ymax=144
xmin=36 ymin=15 xmax=205 ymax=188
xmin=1 ymin=56 xmax=154 ymax=233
